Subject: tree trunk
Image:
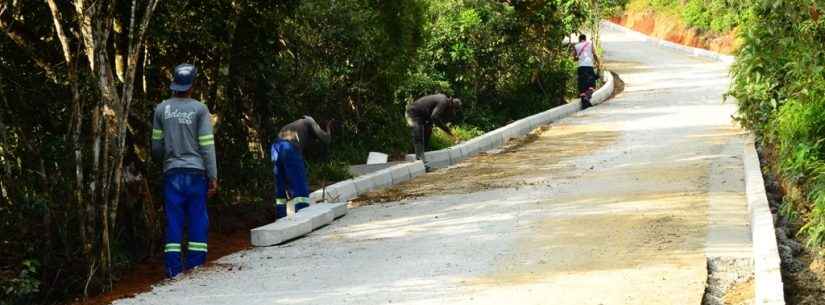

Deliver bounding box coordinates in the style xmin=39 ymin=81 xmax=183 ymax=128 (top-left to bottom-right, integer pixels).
xmin=73 ymin=0 xmax=160 ymax=289
xmin=110 ymin=0 xmax=160 ymax=238
xmin=0 ymin=79 xmax=12 ymax=206
xmin=47 ymin=0 xmax=89 ymax=268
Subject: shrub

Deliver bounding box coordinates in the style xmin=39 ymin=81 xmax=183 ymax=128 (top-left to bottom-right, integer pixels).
xmin=731 ymin=0 xmax=825 ymax=248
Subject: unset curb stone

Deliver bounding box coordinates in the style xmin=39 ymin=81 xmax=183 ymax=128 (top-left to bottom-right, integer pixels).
xmin=743 ymin=137 xmax=786 ymax=305
xmin=250 ymin=202 xmax=347 ymax=247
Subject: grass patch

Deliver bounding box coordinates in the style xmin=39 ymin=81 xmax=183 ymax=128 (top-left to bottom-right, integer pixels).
xmin=429 ymin=125 xmax=485 ymax=150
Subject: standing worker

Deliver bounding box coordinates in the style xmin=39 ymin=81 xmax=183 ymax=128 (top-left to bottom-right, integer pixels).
xmin=572 ymin=34 xmax=600 ymax=108
xmin=271 ymin=116 xmax=332 ymax=218
xmin=405 ymin=94 xmax=462 ymax=168
xmin=152 ymin=64 xmax=218 ymax=278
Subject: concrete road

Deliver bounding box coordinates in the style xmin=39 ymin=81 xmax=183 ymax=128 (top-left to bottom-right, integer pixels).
xmin=114 ymin=25 xmax=751 ymax=305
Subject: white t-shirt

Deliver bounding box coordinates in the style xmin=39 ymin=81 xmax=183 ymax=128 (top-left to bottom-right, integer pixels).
xmin=575 ymin=41 xmax=595 ymax=67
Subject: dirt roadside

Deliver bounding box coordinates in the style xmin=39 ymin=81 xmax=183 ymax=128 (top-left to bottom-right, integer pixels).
xmin=65 ymin=204 xmax=273 ymax=305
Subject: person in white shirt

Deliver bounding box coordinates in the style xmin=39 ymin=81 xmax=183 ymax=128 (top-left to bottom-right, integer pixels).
xmin=572 ymin=34 xmax=600 ymax=108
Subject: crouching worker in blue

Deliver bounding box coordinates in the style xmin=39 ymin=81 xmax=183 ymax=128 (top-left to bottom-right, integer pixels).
xmin=271 ymin=116 xmax=331 ymax=219
xmin=152 ymin=64 xmax=218 ymax=278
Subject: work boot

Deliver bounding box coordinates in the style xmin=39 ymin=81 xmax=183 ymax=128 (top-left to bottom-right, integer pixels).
xmin=580 ymin=92 xmax=592 ymax=109
xmin=424 ymin=162 xmax=433 ymax=172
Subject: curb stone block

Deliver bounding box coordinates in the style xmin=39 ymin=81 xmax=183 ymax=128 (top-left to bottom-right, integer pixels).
xmin=425 ymin=149 xmax=451 ymax=169
xmin=314 ymin=202 xmax=348 ymax=219
xmin=460 ymin=139 xmax=483 ymax=157
xmin=524 ymin=116 xmax=541 ymax=130
xmin=405 ymin=154 xmax=416 ymax=162
xmin=325 ymin=179 xmax=358 ymax=203
xmin=536 ymin=110 xmax=554 ymax=124
xmin=500 ymin=123 xmax=522 ymax=142
xmin=744 ymin=137 xmax=786 ymax=304
xmin=567 ymin=100 xmax=582 ymax=114
xmin=447 ymin=147 xmax=464 ymax=164
xmin=484 ymin=130 xmax=505 ymax=150
xmin=534 ymin=111 xmax=550 ymax=124
xmin=546 ymin=105 xmax=571 ymax=121
xmin=309 ymin=190 xmax=323 ymax=203
xmin=302 ymin=204 xmax=335 ymax=229
xmin=366 ymin=170 xmax=392 ymax=190
xmin=250 ymin=214 xmax=314 ymax=247
xmin=353 ymin=175 xmax=375 ymax=194
xmin=474 ymin=133 xmax=495 ymax=151
xmin=309 ymin=179 xmax=359 ymax=203
xmin=389 ymin=163 xmax=412 ymax=184
xmin=250 ymin=203 xmax=339 ymax=247
xmin=409 ymin=161 xmax=426 ymax=178
xmin=519 ymin=120 xmax=535 ymax=134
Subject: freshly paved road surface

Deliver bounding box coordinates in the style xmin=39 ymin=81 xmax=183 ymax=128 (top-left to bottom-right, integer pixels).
xmin=115 ymin=25 xmax=751 ymax=305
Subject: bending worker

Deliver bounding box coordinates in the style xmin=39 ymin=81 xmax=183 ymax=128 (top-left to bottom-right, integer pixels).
xmin=152 ymin=64 xmax=218 ymax=278
xmin=405 ymin=93 xmax=462 ymax=167
xmin=271 ymin=116 xmax=331 ymax=218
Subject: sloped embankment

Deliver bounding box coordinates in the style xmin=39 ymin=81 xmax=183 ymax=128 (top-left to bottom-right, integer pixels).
xmin=610 ymin=8 xmax=738 ymax=55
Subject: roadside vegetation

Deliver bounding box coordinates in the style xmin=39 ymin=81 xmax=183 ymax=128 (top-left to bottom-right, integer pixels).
xmin=0 ymin=0 xmax=626 ymax=304
xmin=730 ymin=1 xmax=825 ymax=249
xmin=727 ymin=1 xmax=825 ymax=303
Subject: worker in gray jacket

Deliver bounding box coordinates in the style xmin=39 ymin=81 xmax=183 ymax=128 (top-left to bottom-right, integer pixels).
xmin=406 ymin=93 xmax=462 ymax=166
xmin=271 ymin=116 xmax=332 ymax=218
xmin=151 ymin=63 xmax=217 ymax=278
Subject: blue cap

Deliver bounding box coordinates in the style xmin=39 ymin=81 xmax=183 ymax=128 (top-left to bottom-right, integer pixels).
xmin=170 ymin=64 xmax=197 ymax=92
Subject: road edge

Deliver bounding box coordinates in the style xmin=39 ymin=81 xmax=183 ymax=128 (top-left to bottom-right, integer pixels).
xmin=600 ymin=21 xmax=735 ymax=64
xmin=744 ymin=136 xmax=787 ymax=304
xmin=307 ymin=70 xmax=616 ymax=204
xmin=250 ymin=71 xmax=617 ymax=247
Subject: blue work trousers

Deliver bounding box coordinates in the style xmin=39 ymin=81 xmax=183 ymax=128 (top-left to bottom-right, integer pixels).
xmin=163 ymin=169 xmax=209 ymax=278
xmin=271 ymin=140 xmax=310 ymax=216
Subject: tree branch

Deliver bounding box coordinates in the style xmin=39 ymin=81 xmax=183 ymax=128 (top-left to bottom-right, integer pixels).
xmin=0 ymin=4 xmax=61 ymax=83
xmin=45 ymin=0 xmax=73 ymax=65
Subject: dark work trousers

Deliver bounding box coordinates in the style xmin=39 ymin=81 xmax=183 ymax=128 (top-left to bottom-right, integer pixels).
xmin=577 ymin=66 xmax=597 ymax=109
xmin=406 ymin=111 xmax=433 ymax=164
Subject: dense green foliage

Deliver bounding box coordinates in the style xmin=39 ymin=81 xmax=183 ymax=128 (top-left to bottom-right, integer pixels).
xmin=0 ymin=0 xmax=622 ymax=303
xmin=631 ymin=0 xmax=745 ymax=34
xmin=729 ymin=0 xmax=825 ymax=248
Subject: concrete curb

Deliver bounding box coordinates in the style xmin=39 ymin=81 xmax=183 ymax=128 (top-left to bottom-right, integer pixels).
xmin=404 ymin=71 xmax=614 ymax=170
xmin=250 ymin=203 xmax=347 ymax=247
xmin=743 ymin=136 xmax=786 ymax=304
xmin=255 ymin=69 xmax=616 ymax=247
xmin=601 ymin=21 xmax=735 ymax=64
